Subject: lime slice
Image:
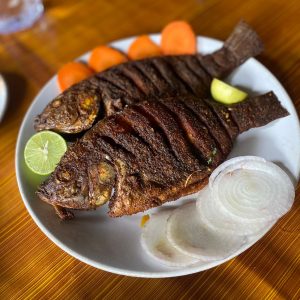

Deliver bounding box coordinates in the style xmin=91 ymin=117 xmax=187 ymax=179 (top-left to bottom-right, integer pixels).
xmin=211 ymin=78 xmax=248 ymax=104
xmin=24 ymin=131 xmax=67 ymax=175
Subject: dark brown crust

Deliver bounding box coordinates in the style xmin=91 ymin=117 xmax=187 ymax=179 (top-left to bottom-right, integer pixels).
xmin=151 ymin=57 xmax=189 ymax=95
xmin=203 ymin=98 xmax=239 ymax=141
xmin=178 ymin=56 xmax=211 ymax=93
xmin=163 ymin=56 xmax=202 ymax=96
xmin=34 ymin=21 xmax=264 ymax=134
xmin=119 ymin=63 xmax=159 ymax=95
xmin=228 ymin=92 xmax=289 ymax=132
xmin=137 ymin=101 xmax=202 ymax=169
xmin=98 ymin=69 xmax=145 ymax=100
xmin=120 ymin=108 xmax=180 ymax=168
xmin=224 ymin=20 xmax=264 ymax=65
xmin=109 ymin=176 xmax=209 ymax=217
xmin=182 ymin=96 xmax=232 ymax=156
xmin=37 ymin=92 xmax=289 ymax=218
xmin=132 ymin=60 xmax=170 ymax=93
xmin=197 ymin=20 xmax=264 ymax=79
xmin=158 ymin=98 xmax=223 ymax=166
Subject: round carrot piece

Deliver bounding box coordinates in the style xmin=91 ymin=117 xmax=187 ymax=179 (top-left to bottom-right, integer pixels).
xmin=57 ymin=62 xmax=93 ymax=91
xmin=161 ymin=21 xmax=197 ymax=55
xmin=88 ymin=45 xmax=128 ymax=72
xmin=128 ymin=35 xmax=162 ymax=60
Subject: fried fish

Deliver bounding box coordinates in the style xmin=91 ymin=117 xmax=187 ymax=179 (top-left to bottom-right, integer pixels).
xmin=36 ymin=92 xmax=289 ymax=219
xmin=34 ymin=21 xmax=263 ymax=134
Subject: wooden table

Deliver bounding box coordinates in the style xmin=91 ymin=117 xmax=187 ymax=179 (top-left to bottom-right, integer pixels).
xmin=1 ymin=0 xmax=299 ymax=298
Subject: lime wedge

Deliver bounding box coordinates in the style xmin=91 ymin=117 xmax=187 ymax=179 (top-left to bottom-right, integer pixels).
xmin=211 ymin=78 xmax=248 ymax=104
xmin=24 ymin=131 xmax=67 ymax=175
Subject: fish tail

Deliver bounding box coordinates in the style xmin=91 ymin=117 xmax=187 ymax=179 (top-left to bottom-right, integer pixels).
xmin=198 ymin=21 xmax=264 ymax=78
xmin=228 ymin=91 xmax=289 ymax=133
xmin=224 ymin=20 xmax=264 ymax=65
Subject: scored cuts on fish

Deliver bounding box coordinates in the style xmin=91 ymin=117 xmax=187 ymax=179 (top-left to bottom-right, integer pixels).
xmin=37 ymin=93 xmax=288 ymax=219
xmin=34 ymin=21 xmax=289 ymax=219
xmin=34 ymin=21 xmax=263 ymax=134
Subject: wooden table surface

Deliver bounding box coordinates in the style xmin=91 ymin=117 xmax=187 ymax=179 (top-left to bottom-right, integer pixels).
xmin=1 ymin=0 xmax=300 ymax=298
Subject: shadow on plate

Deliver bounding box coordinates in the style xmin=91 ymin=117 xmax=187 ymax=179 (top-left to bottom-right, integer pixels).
xmin=273 ymin=160 xmax=297 ymax=187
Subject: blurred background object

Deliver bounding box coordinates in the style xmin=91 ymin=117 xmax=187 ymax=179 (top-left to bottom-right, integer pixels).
xmin=0 ymin=74 xmax=8 ymax=122
xmin=0 ymin=0 xmax=44 ymax=34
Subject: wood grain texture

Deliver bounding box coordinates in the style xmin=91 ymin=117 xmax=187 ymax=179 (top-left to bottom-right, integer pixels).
xmin=0 ymin=0 xmax=300 ymax=298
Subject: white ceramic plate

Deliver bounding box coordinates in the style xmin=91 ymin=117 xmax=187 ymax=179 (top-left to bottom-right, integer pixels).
xmin=16 ymin=35 xmax=300 ymax=278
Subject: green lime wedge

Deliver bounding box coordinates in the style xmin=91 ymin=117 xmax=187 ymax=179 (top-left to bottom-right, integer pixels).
xmin=24 ymin=131 xmax=67 ymax=175
xmin=211 ymin=78 xmax=248 ymax=104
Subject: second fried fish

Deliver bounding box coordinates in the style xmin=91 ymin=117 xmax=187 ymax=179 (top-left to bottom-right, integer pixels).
xmin=34 ymin=21 xmax=263 ymax=134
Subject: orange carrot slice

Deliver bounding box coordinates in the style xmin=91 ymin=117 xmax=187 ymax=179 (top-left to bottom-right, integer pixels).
xmin=88 ymin=45 xmax=128 ymax=72
xmin=57 ymin=62 xmax=94 ymax=91
xmin=161 ymin=21 xmax=197 ymax=55
xmin=128 ymin=35 xmax=162 ymax=60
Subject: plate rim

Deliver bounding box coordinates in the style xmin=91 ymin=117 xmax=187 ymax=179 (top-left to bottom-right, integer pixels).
xmin=15 ymin=34 xmax=300 ymax=278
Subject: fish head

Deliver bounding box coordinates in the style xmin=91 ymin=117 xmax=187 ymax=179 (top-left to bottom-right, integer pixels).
xmin=37 ymin=163 xmax=91 ymax=209
xmin=34 ymin=87 xmax=100 ymax=134
xmin=37 ymin=152 xmax=116 ymax=210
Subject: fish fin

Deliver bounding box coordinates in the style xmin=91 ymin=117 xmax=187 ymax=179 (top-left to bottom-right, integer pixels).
xmin=224 ymin=20 xmax=264 ymax=64
xmin=53 ymin=205 xmax=74 ymax=220
xmin=228 ymin=91 xmax=289 ymax=133
xmin=198 ymin=21 xmax=264 ymax=78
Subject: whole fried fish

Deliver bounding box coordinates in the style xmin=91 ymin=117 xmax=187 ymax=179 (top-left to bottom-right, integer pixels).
xmin=34 ymin=21 xmax=263 ymax=134
xmin=37 ymin=92 xmax=289 ymax=219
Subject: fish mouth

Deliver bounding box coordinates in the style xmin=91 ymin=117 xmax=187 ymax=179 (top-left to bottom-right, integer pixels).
xmin=36 ymin=189 xmax=90 ymax=210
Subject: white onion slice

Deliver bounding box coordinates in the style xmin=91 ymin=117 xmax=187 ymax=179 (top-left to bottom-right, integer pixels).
xmin=166 ymin=202 xmax=247 ymax=261
xmin=196 ymin=187 xmax=275 ymax=235
xmin=209 ymin=156 xmax=266 ymax=190
xmin=210 ymin=156 xmax=295 ymax=222
xmin=141 ymin=210 xmax=200 ymax=267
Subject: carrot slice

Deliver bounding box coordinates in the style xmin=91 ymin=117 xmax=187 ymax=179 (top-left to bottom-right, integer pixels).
xmin=128 ymin=35 xmax=162 ymax=60
xmin=88 ymin=46 xmax=128 ymax=72
xmin=57 ymin=62 xmax=94 ymax=91
xmin=161 ymin=21 xmax=197 ymax=55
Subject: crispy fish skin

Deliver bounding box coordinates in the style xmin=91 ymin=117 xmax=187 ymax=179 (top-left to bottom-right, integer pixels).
xmin=36 ymin=92 xmax=288 ymax=218
xmin=34 ymin=21 xmax=263 ymax=134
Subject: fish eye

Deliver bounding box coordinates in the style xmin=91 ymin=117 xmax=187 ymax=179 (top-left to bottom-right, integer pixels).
xmin=52 ymin=99 xmax=62 ymax=108
xmin=58 ymin=170 xmax=72 ymax=182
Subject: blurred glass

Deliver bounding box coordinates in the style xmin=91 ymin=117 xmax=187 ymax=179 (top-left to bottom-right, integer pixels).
xmin=0 ymin=0 xmax=44 ymax=34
